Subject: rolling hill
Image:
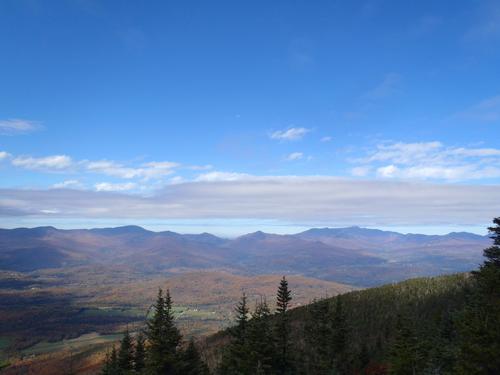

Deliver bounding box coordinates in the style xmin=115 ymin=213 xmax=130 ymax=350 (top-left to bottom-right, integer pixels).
xmin=0 ymin=225 xmax=489 ymax=286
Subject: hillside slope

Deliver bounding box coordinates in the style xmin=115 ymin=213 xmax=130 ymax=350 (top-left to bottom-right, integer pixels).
xmin=202 ymin=273 xmax=472 ymax=372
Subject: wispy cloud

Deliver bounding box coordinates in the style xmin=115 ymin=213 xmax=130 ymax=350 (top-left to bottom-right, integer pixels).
xmin=0 ymin=151 xmax=11 ymax=161
xmin=0 ymin=119 xmax=41 ymax=135
xmin=270 ymin=127 xmax=311 ymax=141
xmin=0 ymin=177 xmax=498 ymax=228
xmin=12 ymin=155 xmax=73 ymax=171
xmin=363 ymin=73 xmax=402 ymax=100
xmin=354 ymin=141 xmax=500 ymax=181
xmin=86 ymin=160 xmax=179 ymax=179
xmin=195 ymin=171 xmax=251 ymax=182
xmin=94 ymin=182 xmax=137 ymax=192
xmin=52 ymin=180 xmax=83 ymax=189
xmin=454 ymin=95 xmax=500 ymax=123
xmin=285 ymin=152 xmax=304 ymax=161
xmin=320 ymin=136 xmax=332 ymax=142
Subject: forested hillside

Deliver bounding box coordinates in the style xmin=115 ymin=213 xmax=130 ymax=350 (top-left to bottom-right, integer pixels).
xmin=202 ymin=218 xmax=500 ymax=374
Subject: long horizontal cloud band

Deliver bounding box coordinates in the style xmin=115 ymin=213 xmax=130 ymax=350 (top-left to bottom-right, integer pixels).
xmin=0 ymin=177 xmax=498 ymax=226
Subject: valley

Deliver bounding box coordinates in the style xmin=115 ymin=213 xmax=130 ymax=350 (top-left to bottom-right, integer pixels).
xmin=0 ymin=225 xmax=490 ymax=373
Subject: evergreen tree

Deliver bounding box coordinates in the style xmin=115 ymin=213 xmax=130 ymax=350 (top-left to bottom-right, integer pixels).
xmin=389 ymin=314 xmax=424 ymax=375
xmin=100 ymin=350 xmax=112 ymax=375
xmin=247 ymin=299 xmax=275 ymax=374
xmin=101 ymin=346 xmax=119 ymax=375
xmin=178 ymin=338 xmax=210 ymax=375
xmin=331 ymin=297 xmax=349 ymax=374
xmin=118 ymin=329 xmax=134 ymax=373
xmin=304 ymin=299 xmax=332 ymax=373
xmin=145 ymin=288 xmax=182 ymax=375
xmin=275 ymin=276 xmax=293 ymax=374
xmin=456 ymin=217 xmax=500 ymax=374
xmin=358 ymin=341 xmax=370 ymax=373
xmin=218 ymin=293 xmax=251 ymax=374
xmin=134 ymin=332 xmax=146 ymax=373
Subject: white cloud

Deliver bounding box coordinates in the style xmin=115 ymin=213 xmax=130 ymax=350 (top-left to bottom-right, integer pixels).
xmin=355 ymin=141 xmax=500 ymax=181
xmin=0 ymin=151 xmax=11 ymax=161
xmin=12 ymin=155 xmax=73 ymax=171
xmin=0 ymin=119 xmax=41 ymax=135
xmin=270 ymin=127 xmax=310 ymax=141
xmin=52 ymin=180 xmax=83 ymax=189
xmin=351 ymin=166 xmax=371 ymax=177
xmin=320 ymin=136 xmax=332 ymax=142
xmin=0 ymin=177 xmax=498 ymax=228
xmin=377 ymin=165 xmax=399 ymax=178
xmin=188 ymin=164 xmax=213 ymax=171
xmin=94 ymin=182 xmax=137 ymax=192
xmin=86 ymin=160 xmax=178 ymax=179
xmin=195 ymin=171 xmax=251 ymax=182
xmin=285 ymin=152 xmax=304 ymax=161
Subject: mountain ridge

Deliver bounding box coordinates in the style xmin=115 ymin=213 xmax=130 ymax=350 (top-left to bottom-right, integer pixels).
xmin=0 ymin=225 xmax=490 ymax=286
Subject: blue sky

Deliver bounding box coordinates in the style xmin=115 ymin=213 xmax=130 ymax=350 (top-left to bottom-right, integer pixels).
xmin=1 ymin=0 xmax=499 ymax=235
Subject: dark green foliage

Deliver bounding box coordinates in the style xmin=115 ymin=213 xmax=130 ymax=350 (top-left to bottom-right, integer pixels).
xmin=134 ymin=332 xmax=146 ymax=373
xmin=118 ymin=329 xmax=134 ymax=372
xmin=455 ymin=217 xmax=500 ymax=374
xmin=331 ymin=297 xmax=349 ymax=373
xmin=247 ymin=299 xmax=275 ymax=374
xmin=178 ymin=338 xmax=210 ymax=375
xmin=389 ymin=314 xmax=424 ymax=375
xmin=101 ymin=346 xmax=119 ymax=375
xmin=145 ymin=288 xmax=182 ymax=374
xmin=275 ymin=276 xmax=293 ymax=374
xmin=100 ymin=289 xmax=209 ymax=375
xmin=218 ymin=293 xmax=252 ymax=374
xmin=304 ymin=299 xmax=333 ymax=373
xmin=302 ymin=296 xmax=350 ymax=374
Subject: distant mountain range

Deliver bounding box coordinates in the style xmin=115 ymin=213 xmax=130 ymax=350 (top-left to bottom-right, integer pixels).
xmin=0 ymin=225 xmax=491 ymax=286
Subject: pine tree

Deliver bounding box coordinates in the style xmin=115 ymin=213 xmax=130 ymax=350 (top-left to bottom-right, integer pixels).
xmin=178 ymin=338 xmax=210 ymax=375
xmin=218 ymin=293 xmax=251 ymax=374
xmin=134 ymin=332 xmax=146 ymax=373
xmin=275 ymin=276 xmax=293 ymax=374
xmin=456 ymin=217 xmax=500 ymax=374
xmin=145 ymin=288 xmax=182 ymax=374
xmin=331 ymin=297 xmax=349 ymax=374
xmin=118 ymin=329 xmax=134 ymax=372
xmin=304 ymin=299 xmax=332 ymax=373
xmin=389 ymin=314 xmax=423 ymax=375
xmin=248 ymin=299 xmax=275 ymax=374
xmin=101 ymin=346 xmax=119 ymax=375
xmin=100 ymin=351 xmax=112 ymax=375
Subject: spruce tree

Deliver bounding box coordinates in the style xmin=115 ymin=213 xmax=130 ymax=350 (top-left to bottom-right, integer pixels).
xmin=275 ymin=276 xmax=293 ymax=374
xmin=101 ymin=346 xmax=119 ymax=375
xmin=134 ymin=332 xmax=146 ymax=373
xmin=145 ymin=288 xmax=182 ymax=374
xmin=218 ymin=293 xmax=251 ymax=374
xmin=389 ymin=313 xmax=423 ymax=375
xmin=117 ymin=329 xmax=134 ymax=372
xmin=178 ymin=338 xmax=210 ymax=375
xmin=100 ymin=350 xmax=112 ymax=375
xmin=304 ymin=299 xmax=332 ymax=373
xmin=248 ymin=299 xmax=275 ymax=374
xmin=456 ymin=217 xmax=500 ymax=374
xmin=331 ymin=297 xmax=349 ymax=374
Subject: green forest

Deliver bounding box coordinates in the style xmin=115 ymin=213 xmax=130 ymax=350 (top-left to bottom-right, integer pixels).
xmin=101 ymin=218 xmax=500 ymax=375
